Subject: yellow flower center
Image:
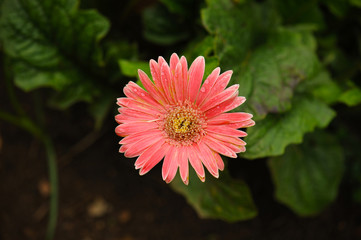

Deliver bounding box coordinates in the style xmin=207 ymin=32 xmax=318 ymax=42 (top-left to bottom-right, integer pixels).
xmin=162 ymin=101 xmax=206 ymax=146
xmin=173 ymin=116 xmax=191 ymax=133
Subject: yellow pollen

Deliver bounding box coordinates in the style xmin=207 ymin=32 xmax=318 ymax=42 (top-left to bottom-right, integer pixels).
xmin=160 ymin=101 xmax=206 ymax=146
xmin=173 ymin=116 xmax=191 ymax=133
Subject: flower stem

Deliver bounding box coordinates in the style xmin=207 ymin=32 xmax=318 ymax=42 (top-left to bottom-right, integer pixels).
xmin=0 ymin=111 xmax=58 ymax=240
xmin=4 ymin=64 xmax=26 ymax=117
xmin=43 ymin=136 xmax=58 ymax=240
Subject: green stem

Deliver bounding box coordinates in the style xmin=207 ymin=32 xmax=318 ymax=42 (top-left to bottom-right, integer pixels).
xmin=0 ymin=111 xmax=58 ymax=240
xmin=43 ymin=136 xmax=58 ymax=240
xmin=4 ymin=64 xmax=26 ymax=116
xmin=0 ymin=110 xmax=43 ymax=138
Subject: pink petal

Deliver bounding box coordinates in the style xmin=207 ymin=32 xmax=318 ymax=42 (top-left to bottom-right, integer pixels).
xmin=115 ymin=121 xmax=158 ymax=137
xmin=206 ymin=125 xmax=247 ymax=137
xmin=205 ymin=96 xmax=246 ymax=119
xmin=226 ymin=119 xmax=256 ymax=128
xmin=177 ymin=146 xmax=189 ymax=185
xmin=162 ymin=146 xmax=177 ymax=182
xmin=203 ymin=136 xmax=237 ymax=158
xmin=150 ymin=59 xmax=162 ymax=89
xmin=160 ymin=62 xmax=175 ymax=104
xmin=138 ymin=143 xmax=170 ymax=175
xmin=221 ymin=141 xmax=246 ymax=153
xmin=169 ymin=53 xmax=180 ymax=74
xmin=124 ymin=132 xmax=164 ymax=158
xmin=220 ymin=96 xmax=246 ymax=113
xmin=207 ymin=132 xmax=246 ymax=147
xmin=174 ymin=61 xmax=184 ymax=102
xmin=241 ymin=119 xmax=256 ymax=127
xmin=117 ymin=98 xmax=160 ymax=116
xmin=212 ymin=70 xmax=233 ymax=94
xmin=119 ymin=128 xmax=162 ymax=145
xmin=207 ymin=112 xmax=253 ymax=124
xmin=180 ymin=56 xmax=188 ymax=86
xmin=204 ymin=94 xmax=237 ymax=118
xmin=213 ymin=152 xmax=225 ymax=171
xmin=165 ymin=147 xmax=180 ymax=183
xmin=200 ymin=84 xmax=239 ymax=111
xmin=134 ymin=138 xmax=165 ymax=170
xmin=122 ymin=81 xmax=146 ymax=100
xmin=123 ymin=81 xmax=163 ymax=109
xmin=162 ymin=147 xmax=173 ymax=180
xmin=187 ymin=56 xmax=205 ymax=103
xmin=187 ymin=144 xmax=205 ymax=182
xmin=118 ymin=108 xmax=158 ymax=121
xmin=119 ymin=144 xmax=129 ymax=153
xmin=158 ymin=56 xmax=166 ymax=68
xmin=150 ymin=60 xmax=167 ymax=103
xmin=201 ymin=70 xmax=233 ymax=104
xmin=173 ymin=56 xmax=188 ymax=102
xmin=196 ymin=67 xmax=220 ymax=106
xmin=115 ymin=112 xmax=154 ymax=124
xmin=137 ymin=70 xmax=166 ymax=105
xmin=195 ymin=141 xmax=219 ymax=178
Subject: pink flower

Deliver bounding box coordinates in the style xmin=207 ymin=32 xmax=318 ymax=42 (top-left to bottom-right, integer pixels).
xmin=115 ymin=53 xmax=254 ymax=185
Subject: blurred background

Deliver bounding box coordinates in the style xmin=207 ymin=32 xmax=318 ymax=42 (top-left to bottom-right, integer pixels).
xmin=1 ymin=0 xmax=361 ymax=239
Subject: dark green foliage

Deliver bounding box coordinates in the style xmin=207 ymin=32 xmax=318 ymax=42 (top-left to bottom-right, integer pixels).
xmin=268 ymin=131 xmax=344 ymax=215
xmin=142 ymin=0 xmax=201 ymax=46
xmin=171 ymin=169 xmax=257 ymax=222
xmin=243 ymin=97 xmax=335 ymax=159
xmin=0 ymin=0 xmax=110 ymax=108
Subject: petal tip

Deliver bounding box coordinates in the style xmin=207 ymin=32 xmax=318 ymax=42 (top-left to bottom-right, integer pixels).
xmin=171 ymin=53 xmax=179 ymax=59
xmin=198 ymin=174 xmax=206 ymax=182
xmin=183 ymin=177 xmax=189 ymax=185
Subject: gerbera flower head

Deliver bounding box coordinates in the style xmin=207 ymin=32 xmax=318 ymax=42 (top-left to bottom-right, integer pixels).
xmin=115 ymin=53 xmax=255 ymax=185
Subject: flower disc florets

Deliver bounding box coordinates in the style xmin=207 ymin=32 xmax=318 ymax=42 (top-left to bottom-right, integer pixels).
xmin=161 ymin=101 xmax=206 ymax=146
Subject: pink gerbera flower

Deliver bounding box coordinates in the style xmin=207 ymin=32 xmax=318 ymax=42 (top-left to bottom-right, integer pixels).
xmin=115 ymin=53 xmax=254 ymax=185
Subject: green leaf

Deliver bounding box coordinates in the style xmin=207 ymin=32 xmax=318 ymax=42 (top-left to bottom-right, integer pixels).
xmin=296 ymin=70 xmax=342 ymax=105
xmin=242 ymin=97 xmax=335 ymax=159
xmin=0 ymin=0 xmax=110 ymax=108
xmin=159 ymin=0 xmax=197 ymax=15
xmin=184 ymin=36 xmax=219 ymax=77
xmin=203 ymin=56 xmax=219 ymax=79
xmin=350 ymin=0 xmax=361 ymax=8
xmin=202 ymin=1 xmax=325 ymax=121
xmin=272 ymin=0 xmax=325 ymax=29
xmin=184 ymin=36 xmax=215 ymax=59
xmin=118 ymin=59 xmax=153 ymax=91
xmin=236 ymin=29 xmax=321 ymax=120
xmin=268 ymin=131 xmax=344 ymax=216
xmin=202 ymin=1 xmax=339 ymax=159
xmin=202 ymin=0 xmax=280 ymax=64
xmin=170 ymin=169 xmax=257 ymax=222
xmin=118 ymin=59 xmax=151 ymax=78
xmin=338 ymin=85 xmax=361 ymax=106
xmin=89 ymin=89 xmax=117 ymax=130
xmin=142 ymin=4 xmax=190 ymax=45
xmin=320 ymin=0 xmax=350 ymax=18
xmin=104 ymin=40 xmax=138 ymax=67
